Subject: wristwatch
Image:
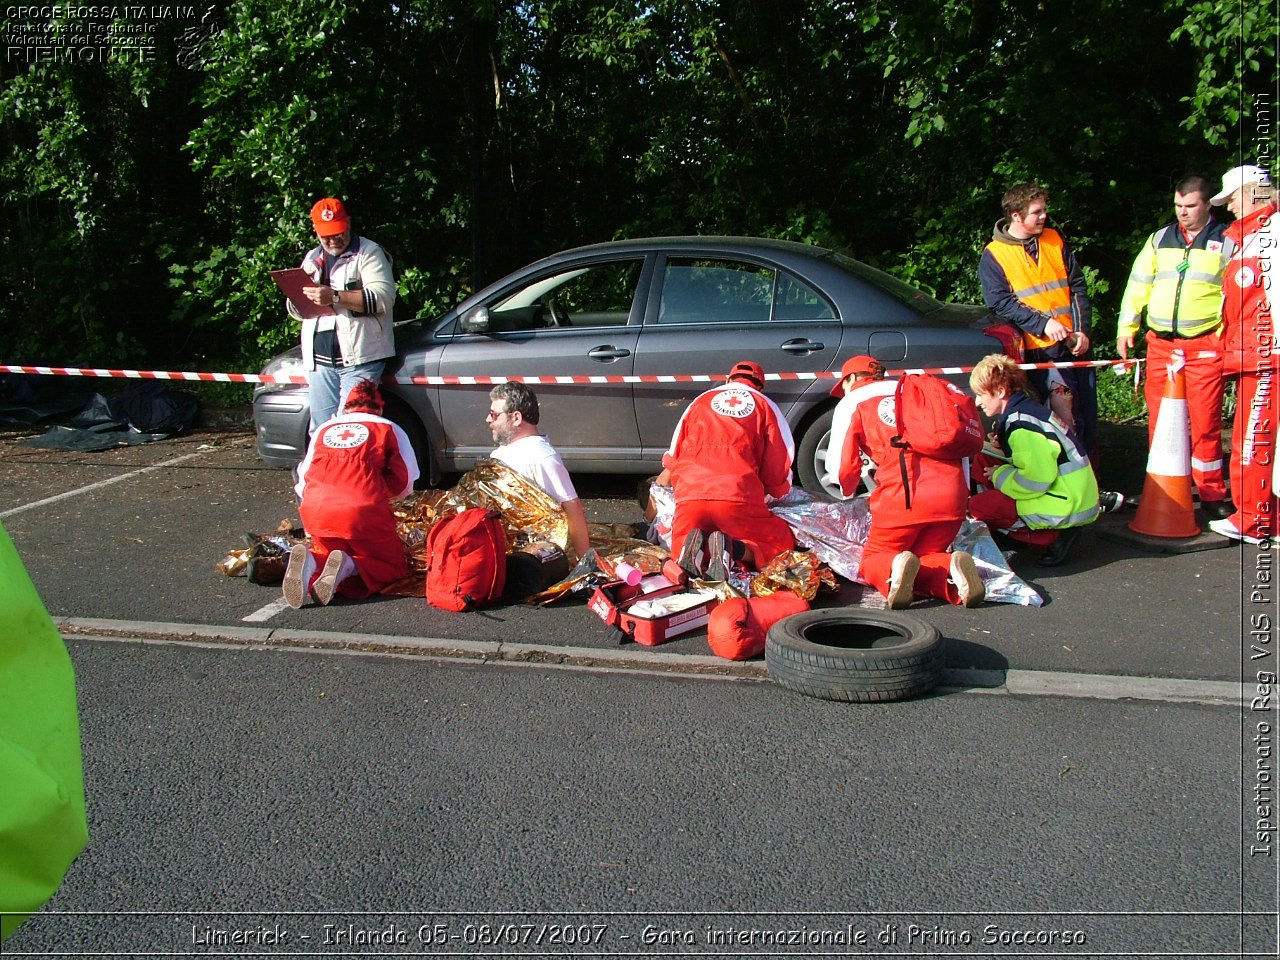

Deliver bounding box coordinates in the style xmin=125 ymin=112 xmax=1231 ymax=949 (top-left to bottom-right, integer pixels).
xmin=330 ymin=287 xmax=341 ymax=307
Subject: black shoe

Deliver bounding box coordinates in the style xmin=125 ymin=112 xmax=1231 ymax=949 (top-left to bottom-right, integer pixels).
xmin=246 ymin=551 xmax=288 ymax=586
xmin=1038 ymin=528 xmax=1081 ymax=567
xmin=1098 ymin=490 xmax=1126 ymax=514
xmin=1201 ymin=499 xmax=1235 ymax=520
xmin=678 ymin=528 xmax=705 ymax=578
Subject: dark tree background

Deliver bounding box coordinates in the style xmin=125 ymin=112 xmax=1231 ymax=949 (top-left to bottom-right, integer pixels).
xmin=0 ymin=0 xmax=1274 ymax=374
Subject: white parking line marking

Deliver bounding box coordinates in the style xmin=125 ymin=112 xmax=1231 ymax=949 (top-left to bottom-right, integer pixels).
xmin=242 ymin=597 xmax=291 ymax=622
xmin=1 ymin=450 xmax=209 ymax=519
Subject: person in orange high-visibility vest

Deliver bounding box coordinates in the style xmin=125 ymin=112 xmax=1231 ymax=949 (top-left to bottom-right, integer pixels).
xmin=979 ymin=183 xmax=1097 ymax=461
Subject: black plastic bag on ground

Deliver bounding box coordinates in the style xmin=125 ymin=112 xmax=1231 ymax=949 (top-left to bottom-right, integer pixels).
xmin=0 ymin=374 xmax=94 ymax=427
xmin=21 ymin=383 xmax=200 ymax=452
xmin=105 ymin=382 xmax=200 ymax=434
xmin=22 ymin=423 xmax=172 ymax=452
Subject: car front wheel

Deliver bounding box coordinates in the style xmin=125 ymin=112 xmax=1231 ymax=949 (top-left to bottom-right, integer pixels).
xmin=382 ymin=397 xmax=436 ymax=489
xmin=796 ymin=407 xmax=855 ymax=501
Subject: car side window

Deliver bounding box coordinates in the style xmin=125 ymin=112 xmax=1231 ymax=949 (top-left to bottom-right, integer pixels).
xmin=657 ymin=258 xmax=835 ymax=323
xmin=774 ymin=270 xmax=837 ymax=320
xmin=658 ymin=259 xmax=771 ymax=324
xmin=489 ymin=260 xmax=642 ymax=330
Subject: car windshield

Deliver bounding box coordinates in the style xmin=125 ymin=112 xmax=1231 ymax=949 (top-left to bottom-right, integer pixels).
xmin=825 ymin=251 xmax=946 ymax=315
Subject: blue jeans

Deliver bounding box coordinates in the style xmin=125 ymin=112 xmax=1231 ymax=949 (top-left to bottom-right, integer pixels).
xmin=308 ymin=360 xmax=387 ymax=434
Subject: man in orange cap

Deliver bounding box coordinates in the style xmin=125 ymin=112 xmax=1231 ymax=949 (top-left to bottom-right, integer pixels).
xmin=288 ymin=197 xmax=397 ymax=434
xmin=659 ymin=360 xmax=795 ymax=580
xmin=1210 ymin=164 xmax=1277 ymax=544
xmin=826 ymin=355 xmax=984 ymax=607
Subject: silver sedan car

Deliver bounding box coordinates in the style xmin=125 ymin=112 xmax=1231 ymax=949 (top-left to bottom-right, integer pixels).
xmin=254 ymin=236 xmax=1014 ymax=497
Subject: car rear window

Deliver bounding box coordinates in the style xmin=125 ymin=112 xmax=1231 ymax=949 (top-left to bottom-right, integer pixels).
xmin=657 ymin=258 xmax=835 ymax=324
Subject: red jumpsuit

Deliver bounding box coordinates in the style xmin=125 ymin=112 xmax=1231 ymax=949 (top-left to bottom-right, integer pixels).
xmin=1142 ymin=331 xmax=1227 ymax=502
xmin=295 ymin=412 xmax=418 ymax=597
xmin=832 ymin=379 xmax=971 ymax=604
xmin=663 ymin=382 xmax=795 ymax=568
xmin=1222 ymin=202 xmax=1279 ymax=542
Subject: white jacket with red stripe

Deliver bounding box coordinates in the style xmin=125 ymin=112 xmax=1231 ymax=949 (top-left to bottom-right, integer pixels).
xmin=662 ymin=382 xmax=794 ymax=503
xmin=827 ymin=379 xmax=968 ymax=523
xmin=295 ymin=412 xmax=419 ymax=537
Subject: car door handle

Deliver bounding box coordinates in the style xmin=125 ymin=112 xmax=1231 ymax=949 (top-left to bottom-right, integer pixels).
xmin=780 ymin=339 xmax=824 ymax=354
xmin=588 ymin=346 xmax=632 ymax=360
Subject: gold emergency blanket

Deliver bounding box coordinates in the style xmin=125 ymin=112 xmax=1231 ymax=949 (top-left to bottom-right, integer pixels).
xmin=393 ymin=459 xmax=571 ymax=574
xmin=750 ymin=549 xmax=839 ymax=600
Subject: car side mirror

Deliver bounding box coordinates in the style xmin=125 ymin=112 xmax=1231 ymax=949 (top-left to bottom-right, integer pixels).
xmin=461 ymin=306 xmax=490 ymax=334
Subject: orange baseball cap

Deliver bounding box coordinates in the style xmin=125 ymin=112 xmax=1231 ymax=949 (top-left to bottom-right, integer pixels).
xmin=310 ymin=197 xmax=350 ymax=237
xmin=727 ymin=360 xmax=765 ymax=388
xmin=829 ymin=355 xmax=884 ymax=396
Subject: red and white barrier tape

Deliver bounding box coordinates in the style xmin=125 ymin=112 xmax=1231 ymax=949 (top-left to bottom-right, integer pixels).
xmin=0 ymin=358 xmax=1140 ymax=387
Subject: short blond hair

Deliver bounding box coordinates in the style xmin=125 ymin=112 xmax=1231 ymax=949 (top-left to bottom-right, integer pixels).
xmin=970 ymin=354 xmax=1030 ymax=398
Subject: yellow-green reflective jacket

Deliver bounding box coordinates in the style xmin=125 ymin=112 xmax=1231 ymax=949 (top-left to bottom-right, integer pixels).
xmin=1118 ymin=220 xmax=1236 ymax=339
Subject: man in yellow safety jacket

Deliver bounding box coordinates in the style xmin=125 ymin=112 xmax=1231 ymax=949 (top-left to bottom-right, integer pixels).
xmin=979 ymin=182 xmax=1098 ymax=462
xmin=1117 ymin=174 xmax=1237 ymax=519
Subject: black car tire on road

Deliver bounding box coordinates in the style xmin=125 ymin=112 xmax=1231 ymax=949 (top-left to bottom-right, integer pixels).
xmin=383 ymin=395 xmax=437 ymax=489
xmin=795 ymin=406 xmax=842 ymax=500
xmin=765 ymin=608 xmax=944 ymax=703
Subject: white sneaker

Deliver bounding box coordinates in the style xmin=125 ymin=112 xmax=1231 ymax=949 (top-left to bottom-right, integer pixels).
xmin=886 ymin=551 xmax=920 ymax=610
xmin=312 ymin=550 xmax=358 ymax=605
xmin=949 ymin=551 xmax=985 ymax=607
xmin=1208 ymin=517 xmax=1264 ymax=545
xmin=283 ymin=545 xmax=316 ymax=609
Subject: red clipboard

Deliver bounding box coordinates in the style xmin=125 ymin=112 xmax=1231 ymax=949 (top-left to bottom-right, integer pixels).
xmin=272 ymin=268 xmax=336 ymax=319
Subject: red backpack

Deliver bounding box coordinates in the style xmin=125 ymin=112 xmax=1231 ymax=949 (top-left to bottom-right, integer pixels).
xmin=889 ymin=373 xmax=984 ymax=508
xmin=425 ymin=508 xmax=507 ymax=611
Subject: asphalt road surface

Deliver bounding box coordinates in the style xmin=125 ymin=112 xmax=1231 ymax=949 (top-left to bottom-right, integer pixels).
xmin=4 ymin=638 xmax=1267 ymax=958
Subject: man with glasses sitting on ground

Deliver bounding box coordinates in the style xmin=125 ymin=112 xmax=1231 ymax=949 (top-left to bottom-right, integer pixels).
xmin=486 ymin=382 xmax=591 ymax=563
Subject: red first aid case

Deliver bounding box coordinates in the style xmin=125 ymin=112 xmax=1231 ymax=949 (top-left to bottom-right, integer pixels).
xmin=588 ymin=576 xmax=721 ymax=646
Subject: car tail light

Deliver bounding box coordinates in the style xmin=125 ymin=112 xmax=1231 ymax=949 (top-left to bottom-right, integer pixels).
xmin=982 ymin=323 xmax=1023 ymax=361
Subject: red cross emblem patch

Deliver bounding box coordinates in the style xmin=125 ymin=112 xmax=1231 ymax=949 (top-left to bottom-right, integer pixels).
xmin=322 ymin=422 xmax=371 ymax=449
xmin=710 ymin=386 xmax=757 ymax=419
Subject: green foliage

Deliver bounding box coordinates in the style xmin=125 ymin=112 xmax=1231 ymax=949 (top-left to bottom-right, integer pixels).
xmin=1172 ymin=0 xmax=1278 ymax=147
xmin=0 ymin=0 xmax=1272 ymax=411
xmin=174 ymin=380 xmax=254 ymax=410
xmin=1095 ymin=364 xmax=1147 ymax=424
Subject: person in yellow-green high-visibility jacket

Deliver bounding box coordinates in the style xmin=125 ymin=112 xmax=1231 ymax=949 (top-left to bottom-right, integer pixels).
xmin=0 ymin=520 xmax=88 ymax=944
xmin=969 ymin=355 xmax=1100 ymax=567
xmin=1117 ymin=174 xmax=1236 ymax=518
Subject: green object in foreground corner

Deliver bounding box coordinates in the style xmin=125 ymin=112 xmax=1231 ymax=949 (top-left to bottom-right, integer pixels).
xmin=0 ymin=520 xmax=88 ymax=943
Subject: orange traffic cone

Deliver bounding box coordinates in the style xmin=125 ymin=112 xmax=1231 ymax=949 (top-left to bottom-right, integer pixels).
xmin=1129 ymin=350 xmax=1200 ymax=538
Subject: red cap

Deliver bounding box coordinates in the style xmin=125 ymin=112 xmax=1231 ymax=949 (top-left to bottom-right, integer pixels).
xmin=310 ymin=197 xmax=350 ymax=237
xmin=829 ymin=355 xmax=884 ymax=397
xmin=342 ymin=378 xmax=384 ymax=414
xmin=726 ymin=360 xmax=765 ymax=389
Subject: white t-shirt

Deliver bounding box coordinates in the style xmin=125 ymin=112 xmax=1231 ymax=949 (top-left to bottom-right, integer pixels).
xmin=490 ymin=434 xmax=579 ymax=504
